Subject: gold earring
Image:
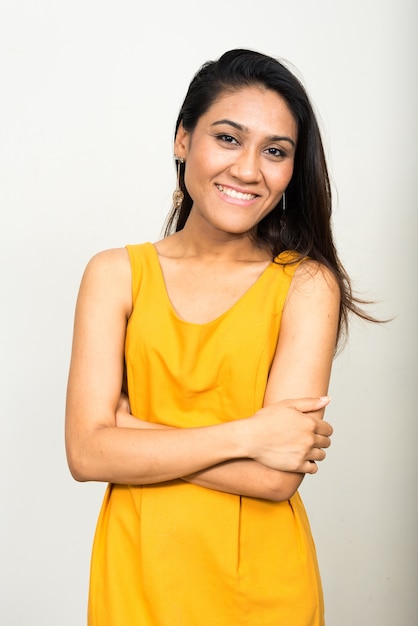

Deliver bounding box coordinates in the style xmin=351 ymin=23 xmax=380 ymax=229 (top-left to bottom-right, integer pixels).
xmin=172 ymin=157 xmax=184 ymax=210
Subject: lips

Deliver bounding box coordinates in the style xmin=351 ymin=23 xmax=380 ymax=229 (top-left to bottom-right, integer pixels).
xmin=215 ymin=184 xmax=258 ymax=201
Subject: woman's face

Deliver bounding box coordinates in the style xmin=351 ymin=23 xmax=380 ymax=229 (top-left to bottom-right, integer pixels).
xmin=175 ymin=86 xmax=297 ymax=239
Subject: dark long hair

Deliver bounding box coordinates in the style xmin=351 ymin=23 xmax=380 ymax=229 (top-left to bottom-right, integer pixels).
xmin=164 ymin=49 xmax=378 ymax=344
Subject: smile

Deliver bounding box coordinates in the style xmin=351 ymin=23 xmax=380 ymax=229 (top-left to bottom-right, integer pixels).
xmin=215 ymin=184 xmax=258 ymax=201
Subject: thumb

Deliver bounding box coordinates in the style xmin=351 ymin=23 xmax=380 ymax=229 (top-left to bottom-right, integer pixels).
xmin=288 ymin=396 xmax=331 ymax=413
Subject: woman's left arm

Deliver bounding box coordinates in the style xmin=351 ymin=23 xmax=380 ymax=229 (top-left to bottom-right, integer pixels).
xmin=118 ymin=261 xmax=340 ymax=501
xmin=184 ymin=261 xmax=340 ymax=500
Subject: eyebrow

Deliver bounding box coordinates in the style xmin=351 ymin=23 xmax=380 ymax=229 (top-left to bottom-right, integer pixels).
xmin=211 ymin=119 xmax=296 ymax=148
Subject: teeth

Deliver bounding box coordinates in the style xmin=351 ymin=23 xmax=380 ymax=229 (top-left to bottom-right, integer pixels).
xmin=217 ymin=185 xmax=257 ymax=201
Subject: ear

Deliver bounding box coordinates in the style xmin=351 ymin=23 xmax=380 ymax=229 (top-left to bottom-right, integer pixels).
xmin=174 ymin=122 xmax=190 ymax=160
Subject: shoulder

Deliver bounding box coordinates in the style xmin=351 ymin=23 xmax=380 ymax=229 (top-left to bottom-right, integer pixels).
xmin=83 ymin=247 xmax=131 ymax=281
xmin=283 ymin=259 xmax=341 ymax=330
xmin=287 ymin=259 xmax=340 ymax=301
xmin=78 ymin=247 xmax=132 ymax=317
xmin=272 ymin=253 xmax=340 ymax=304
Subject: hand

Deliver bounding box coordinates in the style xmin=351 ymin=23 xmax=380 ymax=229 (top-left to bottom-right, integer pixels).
xmin=246 ymin=396 xmax=333 ymax=474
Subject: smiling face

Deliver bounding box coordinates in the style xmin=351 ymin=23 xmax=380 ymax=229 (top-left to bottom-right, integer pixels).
xmin=174 ymin=86 xmax=298 ymax=240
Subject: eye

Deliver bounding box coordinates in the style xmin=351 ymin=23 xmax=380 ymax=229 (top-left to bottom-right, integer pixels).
xmin=265 ymin=146 xmax=286 ymax=158
xmin=216 ymin=134 xmax=239 ymax=145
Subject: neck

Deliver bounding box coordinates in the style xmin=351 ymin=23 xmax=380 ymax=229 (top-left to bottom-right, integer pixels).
xmin=171 ymin=213 xmax=269 ymax=262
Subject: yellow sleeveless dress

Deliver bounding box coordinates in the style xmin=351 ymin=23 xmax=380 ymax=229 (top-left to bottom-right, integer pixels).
xmin=88 ymin=242 xmax=324 ymax=626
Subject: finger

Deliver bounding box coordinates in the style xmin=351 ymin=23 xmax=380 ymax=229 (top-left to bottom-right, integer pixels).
xmin=303 ymin=447 xmax=327 ymax=472
xmin=310 ymin=448 xmax=327 ymax=462
xmin=289 ymin=396 xmax=331 ymax=413
xmin=315 ymin=433 xmax=332 ymax=448
xmin=316 ymin=420 xmax=333 ymax=437
xmin=303 ymin=461 xmax=318 ymax=475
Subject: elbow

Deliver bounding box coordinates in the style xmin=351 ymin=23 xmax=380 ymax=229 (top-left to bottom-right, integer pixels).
xmin=267 ymin=485 xmax=298 ymax=503
xmin=65 ymin=440 xmax=95 ymax=482
xmin=263 ymin=474 xmax=303 ymax=503
xmin=68 ymin=463 xmax=88 ymax=483
xmin=65 ymin=420 xmax=112 ymax=482
xmin=66 ymin=450 xmax=89 ymax=483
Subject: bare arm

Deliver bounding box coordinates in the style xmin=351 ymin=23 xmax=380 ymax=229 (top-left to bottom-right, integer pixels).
xmin=113 ymin=261 xmax=340 ymax=500
xmin=179 ymin=261 xmax=340 ymax=500
xmin=115 ymin=393 xmax=331 ymax=501
xmin=65 ymin=252 xmax=335 ymax=486
xmin=65 ymin=249 xmax=251 ymax=483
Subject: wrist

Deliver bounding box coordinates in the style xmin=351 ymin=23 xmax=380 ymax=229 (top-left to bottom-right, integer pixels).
xmin=218 ymin=417 xmax=252 ymax=461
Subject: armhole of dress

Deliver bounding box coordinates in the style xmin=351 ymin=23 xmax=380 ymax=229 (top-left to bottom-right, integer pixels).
xmin=125 ymin=244 xmax=145 ymax=307
xmin=274 ymin=252 xmax=308 ymax=313
xmin=275 ymin=251 xmax=306 ymax=281
xmin=124 ymin=245 xmax=145 ymax=399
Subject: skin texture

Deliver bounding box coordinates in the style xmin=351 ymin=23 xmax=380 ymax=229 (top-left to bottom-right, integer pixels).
xmin=65 ymin=87 xmax=340 ymax=501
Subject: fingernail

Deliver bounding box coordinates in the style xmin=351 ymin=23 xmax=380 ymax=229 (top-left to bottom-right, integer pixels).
xmin=319 ymin=396 xmax=331 ymax=402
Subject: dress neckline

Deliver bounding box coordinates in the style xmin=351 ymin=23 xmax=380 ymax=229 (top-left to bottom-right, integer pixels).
xmin=147 ymin=242 xmax=276 ymax=327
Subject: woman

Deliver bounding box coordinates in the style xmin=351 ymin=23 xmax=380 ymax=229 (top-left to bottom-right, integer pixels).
xmin=66 ymin=49 xmax=357 ymax=625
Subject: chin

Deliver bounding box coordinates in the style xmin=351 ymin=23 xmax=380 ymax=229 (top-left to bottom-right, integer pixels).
xmin=214 ymin=224 xmax=254 ymax=237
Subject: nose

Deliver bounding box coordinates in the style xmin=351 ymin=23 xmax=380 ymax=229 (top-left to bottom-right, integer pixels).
xmin=229 ymin=148 xmax=262 ymax=183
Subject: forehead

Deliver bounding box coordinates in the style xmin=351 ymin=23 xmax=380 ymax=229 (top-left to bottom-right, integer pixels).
xmin=202 ymin=86 xmax=297 ymax=136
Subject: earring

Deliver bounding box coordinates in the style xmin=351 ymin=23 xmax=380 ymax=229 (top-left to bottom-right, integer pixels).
xmin=280 ymin=192 xmax=287 ymax=234
xmin=172 ymin=156 xmax=184 ymax=210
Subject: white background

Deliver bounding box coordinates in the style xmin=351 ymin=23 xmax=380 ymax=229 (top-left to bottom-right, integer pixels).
xmin=0 ymin=1 xmax=417 ymax=624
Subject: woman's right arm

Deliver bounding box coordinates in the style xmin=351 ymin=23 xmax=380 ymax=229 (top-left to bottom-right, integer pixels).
xmin=65 ymin=250 xmax=332 ymax=485
xmin=65 ymin=248 xmax=249 ymax=484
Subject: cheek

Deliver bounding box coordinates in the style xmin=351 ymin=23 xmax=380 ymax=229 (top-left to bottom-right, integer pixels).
xmin=184 ymin=149 xmax=225 ymax=194
xmin=183 ymin=160 xmax=205 ymax=201
xmin=275 ymin=162 xmax=295 ymax=189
